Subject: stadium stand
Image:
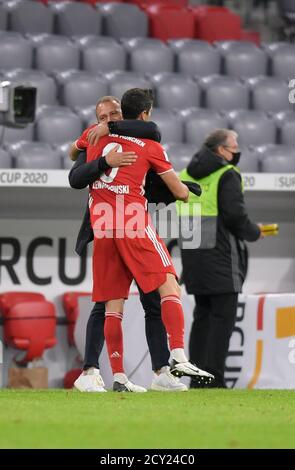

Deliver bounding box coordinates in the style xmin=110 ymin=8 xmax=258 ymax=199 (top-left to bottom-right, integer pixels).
xmin=221 ymin=41 xmax=268 ymax=78
xmin=268 ymin=43 xmax=295 ymax=79
xmin=0 ymin=33 xmax=33 ymax=69
xmin=81 ymin=36 xmax=127 ymax=73
xmin=236 ymin=146 xmax=260 ymax=172
xmin=107 ymin=71 xmax=152 ymax=100
xmin=8 ymin=0 xmax=54 ymax=35
xmin=24 ymin=31 xmax=53 ymax=45
xmin=7 ymin=140 xmax=53 ymax=158
xmin=0 ymin=0 xmax=294 ymax=173
xmin=35 ymin=106 xmax=83 ymax=144
xmin=4 ymin=302 xmax=56 ymax=362
xmin=180 ymin=107 xmax=228 ymax=146
xmin=63 ymin=155 xmax=75 ymax=169
xmin=163 ymin=142 xmax=197 ymax=171
xmin=53 ymin=1 xmax=102 ymax=37
xmin=122 ymin=37 xmax=164 ymax=51
xmin=155 ymin=74 xmax=201 ymax=110
xmin=277 ymin=112 xmax=295 ymax=145
xmin=81 ymin=0 xmax=125 ymax=4
xmin=262 ymin=155 xmax=295 ymax=172
xmin=0 ymin=3 xmax=7 ymax=30
xmin=168 ymin=38 xmax=200 ymax=49
xmin=0 ymin=292 xmax=46 ymax=315
xmin=62 ymin=292 xmax=91 ymax=346
xmin=6 ymin=141 xmax=62 ymax=169
xmin=35 ymin=35 xmax=80 ymax=73
xmin=15 ymin=151 xmax=62 ymax=169
xmin=60 ymin=73 xmax=108 ymax=108
xmin=249 ymin=76 xmax=293 ymax=112
xmin=144 ymin=4 xmax=195 ymax=41
xmin=129 ymin=41 xmax=174 ymax=74
xmin=278 ymin=0 xmax=295 ymax=18
xmin=53 ymin=68 xmax=87 ymax=87
xmin=256 ymin=143 xmax=295 ymax=160
xmin=75 ymin=105 xmax=97 ymax=126
xmin=255 ymin=143 xmax=295 ymax=171
xmin=53 ymin=140 xmax=72 ymax=158
xmin=214 ymin=39 xmax=261 ymax=51
xmin=128 ymin=0 xmax=189 ymax=6
xmin=0 ymin=148 xmax=12 ymax=169
xmin=200 ymin=75 xmax=250 ymax=111
xmin=0 ymin=292 xmax=56 ymax=364
xmin=97 ymin=3 xmax=148 ymax=39
xmin=240 ymin=29 xmax=261 ymax=46
xmin=150 ymin=108 xmax=184 ymax=144
xmin=277 ymin=0 xmax=295 ymax=41
xmin=176 ymin=40 xmax=221 ymax=77
xmin=41 ymin=141 xmax=74 ymax=169
xmin=0 ymin=123 xmax=34 ymax=145
xmin=227 ymin=110 xmax=277 ymax=146
xmin=189 ymin=5 xmax=242 ymax=42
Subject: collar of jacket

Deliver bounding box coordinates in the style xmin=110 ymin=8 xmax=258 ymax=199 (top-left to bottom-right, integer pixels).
xmin=188 ymin=145 xmax=228 ymax=180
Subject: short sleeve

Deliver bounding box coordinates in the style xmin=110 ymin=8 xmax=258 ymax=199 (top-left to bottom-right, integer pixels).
xmin=148 ymin=142 xmax=173 ymax=175
xmin=75 ymin=125 xmax=96 ymax=150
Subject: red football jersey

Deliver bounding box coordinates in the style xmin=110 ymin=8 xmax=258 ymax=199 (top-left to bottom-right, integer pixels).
xmin=75 ymin=124 xmax=96 ymax=151
xmin=87 ymin=134 xmax=173 ymax=231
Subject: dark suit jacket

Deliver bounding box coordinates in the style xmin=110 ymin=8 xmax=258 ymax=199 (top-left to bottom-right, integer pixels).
xmin=69 ymin=120 xmax=177 ymax=256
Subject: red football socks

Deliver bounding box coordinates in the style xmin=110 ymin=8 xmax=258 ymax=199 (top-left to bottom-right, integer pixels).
xmin=160 ymin=295 xmax=184 ymax=350
xmin=104 ymin=312 xmax=124 ymax=374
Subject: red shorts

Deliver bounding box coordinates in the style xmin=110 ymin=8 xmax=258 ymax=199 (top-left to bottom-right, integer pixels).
xmin=92 ymin=224 xmax=176 ymax=302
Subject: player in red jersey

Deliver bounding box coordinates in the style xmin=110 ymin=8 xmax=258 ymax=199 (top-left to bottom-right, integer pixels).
xmin=77 ymin=89 xmax=214 ymax=392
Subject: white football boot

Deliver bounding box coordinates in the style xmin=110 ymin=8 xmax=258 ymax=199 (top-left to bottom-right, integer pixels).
xmin=151 ymin=366 xmax=188 ymax=392
xmin=74 ymin=368 xmax=107 ymax=392
xmin=113 ymin=373 xmax=147 ymax=393
xmin=170 ymin=360 xmax=214 ymax=386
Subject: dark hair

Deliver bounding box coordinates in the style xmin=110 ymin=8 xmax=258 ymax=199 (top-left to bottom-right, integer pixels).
xmin=204 ymin=129 xmax=237 ymax=152
xmin=121 ymin=88 xmax=154 ymax=119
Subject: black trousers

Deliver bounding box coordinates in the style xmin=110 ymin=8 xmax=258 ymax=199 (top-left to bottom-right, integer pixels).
xmin=189 ymin=293 xmax=238 ymax=386
xmin=83 ymin=287 xmax=170 ymax=372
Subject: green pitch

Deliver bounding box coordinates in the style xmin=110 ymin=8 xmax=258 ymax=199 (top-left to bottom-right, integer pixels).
xmin=0 ymin=389 xmax=294 ymax=449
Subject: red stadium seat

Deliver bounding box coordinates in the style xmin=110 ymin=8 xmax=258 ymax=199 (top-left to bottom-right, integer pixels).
xmin=0 ymin=291 xmax=45 ymax=317
xmin=3 ymin=300 xmax=56 ymax=364
xmin=62 ymin=291 xmax=91 ymax=346
xmin=241 ymin=29 xmax=261 ymax=46
xmin=63 ymin=368 xmax=82 ymax=389
xmin=189 ymin=6 xmax=242 ymax=42
xmin=145 ymin=4 xmax=194 ymax=41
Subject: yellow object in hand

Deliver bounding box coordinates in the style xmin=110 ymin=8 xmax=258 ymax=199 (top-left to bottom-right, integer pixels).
xmin=261 ymin=224 xmax=279 ymax=236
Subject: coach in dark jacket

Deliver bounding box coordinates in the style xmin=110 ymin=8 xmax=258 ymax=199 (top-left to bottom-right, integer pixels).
xmin=180 ymin=129 xmax=262 ymax=388
xmin=69 ymin=117 xmax=197 ymax=392
xmin=69 ymin=120 xmax=176 ymax=256
xmin=69 ymin=119 xmax=173 ymax=374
